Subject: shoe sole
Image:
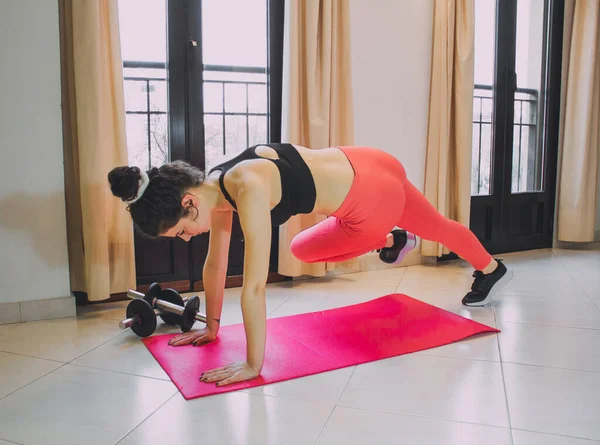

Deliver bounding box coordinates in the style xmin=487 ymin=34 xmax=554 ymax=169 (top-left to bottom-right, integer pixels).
xmin=463 ymin=266 xmax=514 ymax=307
xmin=391 ymin=232 xmax=417 ymax=265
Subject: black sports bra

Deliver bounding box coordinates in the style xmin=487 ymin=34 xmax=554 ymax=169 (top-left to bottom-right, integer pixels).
xmin=208 ymin=143 xmax=317 ymax=226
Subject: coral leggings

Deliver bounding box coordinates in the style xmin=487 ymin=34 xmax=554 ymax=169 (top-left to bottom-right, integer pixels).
xmin=290 ymin=146 xmax=493 ymax=271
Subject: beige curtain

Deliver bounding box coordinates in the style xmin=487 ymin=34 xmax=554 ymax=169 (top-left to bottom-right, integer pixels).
xmin=556 ymin=0 xmax=600 ymax=242
xmin=421 ymin=0 xmax=475 ymax=258
xmin=59 ymin=0 xmax=136 ymax=301
xmin=278 ymin=0 xmax=357 ymax=277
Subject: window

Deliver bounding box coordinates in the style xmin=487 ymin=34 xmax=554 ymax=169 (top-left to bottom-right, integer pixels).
xmin=116 ymin=0 xmax=284 ymax=287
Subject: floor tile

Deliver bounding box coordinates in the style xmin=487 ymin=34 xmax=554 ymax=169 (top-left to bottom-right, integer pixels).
xmin=2 ymin=249 xmax=597 ymax=444
xmin=269 ymin=269 xmax=404 ymax=318
xmin=510 ymin=249 xmax=600 ymax=307
xmin=498 ymin=269 xmax=589 ymax=300
xmin=188 ymin=281 xmax=297 ymax=326
xmin=77 ymin=300 xmax=130 ymax=322
xmin=117 ymin=391 xmax=334 ymax=445
xmin=268 ymin=289 xmax=384 ymax=318
xmin=399 ymin=264 xmax=474 ymax=290
xmin=562 ymin=268 xmax=600 ymax=307
xmin=416 ymin=331 xmax=500 ymax=362
xmin=0 ymin=317 xmax=124 ymax=362
xmin=0 ymin=365 xmax=177 ymax=445
xmin=207 ymin=296 xmax=293 ymax=327
xmin=338 ymin=354 xmax=509 ymax=427
xmin=504 ymin=363 xmax=600 ymax=441
xmin=71 ymin=328 xmax=179 ymax=380
xmin=499 ymin=249 xmax=565 ymax=274
xmin=316 ymin=406 xmax=513 ymax=445
xmin=297 ymin=267 xmax=407 ymax=292
xmin=396 ymin=285 xmax=497 ymax=327
xmin=498 ymin=321 xmax=600 ymax=372
xmin=0 ymin=324 xmax=20 ymax=334
xmin=398 ymin=284 xmax=499 ymax=370
xmin=192 ymin=280 xmax=298 ymax=304
xmin=553 ymin=249 xmax=600 ymax=266
xmin=0 ymin=352 xmax=62 ymax=399
xmin=244 ymin=367 xmax=355 ymax=404
xmin=494 ymin=294 xmax=600 ymax=329
xmin=512 ymin=429 xmax=600 ymax=445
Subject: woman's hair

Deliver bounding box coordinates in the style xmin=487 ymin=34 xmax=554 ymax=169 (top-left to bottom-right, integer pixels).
xmin=108 ymin=160 xmax=205 ymax=237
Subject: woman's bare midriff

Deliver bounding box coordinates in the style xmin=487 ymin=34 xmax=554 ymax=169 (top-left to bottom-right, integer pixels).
xmin=253 ymin=144 xmax=355 ymax=216
xmin=292 ymin=145 xmax=355 ymax=215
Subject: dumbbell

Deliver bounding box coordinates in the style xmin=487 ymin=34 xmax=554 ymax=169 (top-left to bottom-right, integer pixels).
xmin=119 ymin=283 xmax=188 ymax=330
xmin=128 ymin=289 xmax=206 ymax=332
xmin=123 ymin=287 xmax=207 ymax=337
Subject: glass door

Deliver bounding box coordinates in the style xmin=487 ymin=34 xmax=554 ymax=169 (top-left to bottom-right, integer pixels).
xmin=190 ymin=0 xmax=280 ymax=288
xmin=469 ymin=0 xmax=563 ymax=254
xmin=118 ymin=0 xmax=284 ymax=291
xmin=118 ymin=0 xmax=191 ymax=291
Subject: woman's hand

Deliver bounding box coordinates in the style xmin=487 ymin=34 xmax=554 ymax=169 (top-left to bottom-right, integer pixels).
xmin=200 ymin=362 xmax=260 ymax=386
xmin=168 ymin=327 xmax=217 ymax=346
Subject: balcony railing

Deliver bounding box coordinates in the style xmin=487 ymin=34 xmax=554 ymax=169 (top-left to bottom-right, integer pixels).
xmin=122 ymin=61 xmax=268 ymax=170
xmin=472 ymin=84 xmax=539 ymax=196
xmin=123 ymin=69 xmax=540 ymax=195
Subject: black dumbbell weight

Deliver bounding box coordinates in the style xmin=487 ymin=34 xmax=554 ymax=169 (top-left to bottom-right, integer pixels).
xmin=125 ymin=298 xmax=157 ymax=338
xmin=181 ymin=296 xmax=201 ymax=332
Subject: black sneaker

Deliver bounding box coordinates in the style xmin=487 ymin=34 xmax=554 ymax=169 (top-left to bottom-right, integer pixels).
xmin=377 ymin=229 xmax=417 ymax=265
xmin=462 ymin=259 xmax=513 ymax=306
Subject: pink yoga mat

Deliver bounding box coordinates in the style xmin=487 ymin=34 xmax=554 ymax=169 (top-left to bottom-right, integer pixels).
xmin=143 ymin=294 xmax=499 ymax=400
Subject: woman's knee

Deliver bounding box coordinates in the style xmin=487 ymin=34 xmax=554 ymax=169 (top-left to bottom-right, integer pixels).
xmin=290 ymin=234 xmax=319 ymax=263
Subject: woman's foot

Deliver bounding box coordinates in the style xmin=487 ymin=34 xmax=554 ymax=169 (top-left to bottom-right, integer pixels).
xmin=378 ymin=229 xmax=417 ymax=264
xmin=462 ymin=259 xmax=513 ymax=306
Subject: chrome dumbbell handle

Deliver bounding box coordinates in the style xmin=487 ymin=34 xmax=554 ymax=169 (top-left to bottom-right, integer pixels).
xmin=154 ymin=298 xmax=207 ymax=324
xmin=119 ymin=313 xmax=158 ymax=330
xmin=126 ymin=290 xmax=147 ymax=300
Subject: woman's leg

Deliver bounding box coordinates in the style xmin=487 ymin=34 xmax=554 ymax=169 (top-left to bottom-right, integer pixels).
xmin=396 ymin=179 xmax=512 ymax=306
xmin=290 ymin=216 xmax=389 ymax=263
xmin=397 ymin=180 xmax=494 ymax=271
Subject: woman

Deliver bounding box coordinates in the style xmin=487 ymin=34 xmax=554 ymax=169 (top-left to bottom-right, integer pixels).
xmin=108 ymin=144 xmax=512 ymax=386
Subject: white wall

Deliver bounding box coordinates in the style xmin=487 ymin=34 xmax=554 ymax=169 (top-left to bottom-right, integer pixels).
xmin=0 ymin=1 xmax=71 ymax=303
xmin=349 ymin=0 xmax=434 ymax=191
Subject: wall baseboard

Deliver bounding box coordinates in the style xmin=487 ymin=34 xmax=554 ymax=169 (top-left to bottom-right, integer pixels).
xmin=0 ymin=302 xmax=21 ymax=325
xmin=552 ymin=230 xmax=600 ymax=250
xmin=0 ymin=296 xmax=76 ymax=325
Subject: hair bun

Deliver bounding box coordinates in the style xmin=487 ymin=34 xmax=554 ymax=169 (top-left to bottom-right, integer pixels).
xmin=148 ymin=167 xmax=160 ymax=179
xmin=108 ymin=166 xmax=142 ymax=202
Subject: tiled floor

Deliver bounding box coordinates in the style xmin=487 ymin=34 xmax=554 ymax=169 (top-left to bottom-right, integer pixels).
xmin=0 ymin=248 xmax=599 ymax=445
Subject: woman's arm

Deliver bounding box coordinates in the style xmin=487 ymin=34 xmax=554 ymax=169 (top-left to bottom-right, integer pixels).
xmin=236 ymin=172 xmax=272 ymax=373
xmin=168 ymin=209 xmax=232 ymax=346
xmin=200 ymin=168 xmax=272 ymax=386
xmin=202 ymin=210 xmax=233 ymax=333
